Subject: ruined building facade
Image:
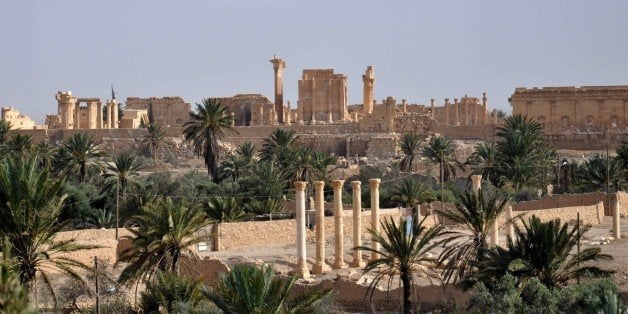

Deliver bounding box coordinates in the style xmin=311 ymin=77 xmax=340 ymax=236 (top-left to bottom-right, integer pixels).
xmin=1 ymin=107 xmax=37 ymax=129
xmin=217 ymin=94 xmax=277 ymax=126
xmin=125 ymin=96 xmax=190 ymax=128
xmin=509 ymin=86 xmax=628 ymax=133
xmin=47 ymin=91 xmax=119 ymax=130
xmin=297 ymin=69 xmax=349 ymax=123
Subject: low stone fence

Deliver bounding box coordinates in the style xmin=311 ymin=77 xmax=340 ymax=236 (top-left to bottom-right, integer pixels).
xmin=502 ymin=202 xmax=604 ymax=227
xmin=513 ymin=192 xmax=625 ymax=216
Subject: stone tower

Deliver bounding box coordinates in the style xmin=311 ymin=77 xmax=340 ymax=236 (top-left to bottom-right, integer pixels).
xmin=362 ymin=66 xmax=375 ymax=115
xmin=55 ymin=91 xmax=77 ymax=129
xmin=270 ymin=56 xmax=286 ymax=124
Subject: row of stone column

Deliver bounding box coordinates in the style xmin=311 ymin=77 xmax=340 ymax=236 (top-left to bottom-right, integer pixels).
xmin=294 ymin=179 xmax=381 ymax=278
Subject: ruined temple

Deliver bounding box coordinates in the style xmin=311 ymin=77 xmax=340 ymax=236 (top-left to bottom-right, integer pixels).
xmin=217 ymin=94 xmax=277 ymax=126
xmin=297 ymin=69 xmax=349 ymax=123
xmin=47 ymin=91 xmax=119 ymax=130
xmin=509 ymin=86 xmax=628 ymax=132
xmin=125 ymin=96 xmax=190 ymax=128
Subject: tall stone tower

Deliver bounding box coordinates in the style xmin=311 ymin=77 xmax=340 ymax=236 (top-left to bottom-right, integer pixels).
xmin=362 ymin=66 xmax=375 ymax=115
xmin=55 ymin=91 xmax=77 ymax=129
xmin=270 ymin=56 xmax=286 ymax=124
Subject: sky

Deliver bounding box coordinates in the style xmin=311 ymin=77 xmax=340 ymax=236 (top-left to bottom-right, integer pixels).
xmin=1 ymin=1 xmax=627 ymax=123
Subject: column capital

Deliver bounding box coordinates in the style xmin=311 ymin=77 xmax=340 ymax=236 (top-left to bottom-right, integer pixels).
xmin=351 ymin=181 xmax=361 ymax=189
xmin=369 ymin=178 xmax=381 ymax=188
xmin=294 ymin=181 xmax=308 ymax=191
xmin=331 ymin=180 xmax=345 ymax=189
xmin=314 ymin=181 xmax=325 ymax=190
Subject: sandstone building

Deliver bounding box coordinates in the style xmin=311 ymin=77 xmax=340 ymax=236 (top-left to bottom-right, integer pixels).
xmin=47 ymin=91 xmax=119 ymax=130
xmin=297 ymin=69 xmax=349 ymax=123
xmin=216 ymin=94 xmax=277 ymax=126
xmin=509 ymin=86 xmax=628 ymax=133
xmin=1 ymin=107 xmax=37 ymax=129
xmin=125 ymin=96 xmax=191 ymax=128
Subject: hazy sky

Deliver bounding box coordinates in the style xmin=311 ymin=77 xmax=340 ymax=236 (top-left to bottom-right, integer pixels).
xmin=2 ymin=1 xmax=627 ymax=123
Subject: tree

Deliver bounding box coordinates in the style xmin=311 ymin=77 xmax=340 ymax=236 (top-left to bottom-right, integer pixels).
xmin=201 ymin=197 xmax=249 ymax=250
xmin=0 ymin=120 xmax=11 ymax=144
xmin=390 ymin=178 xmax=435 ymax=208
xmin=573 ymin=154 xmax=625 ymax=192
xmin=183 ymin=98 xmax=237 ymax=181
xmin=289 ymin=147 xmax=336 ymax=183
xmin=356 ymin=217 xmax=444 ymax=314
xmin=466 ymin=142 xmax=499 ymax=184
xmin=33 ymin=142 xmax=57 ymax=170
xmin=204 ymin=263 xmax=331 ymax=313
xmin=140 ymin=271 xmax=206 ymax=313
xmin=103 ymin=152 xmax=145 ymax=200
xmin=0 ymin=239 xmax=31 ymax=313
xmin=218 ymin=142 xmax=257 ymax=183
xmin=475 ymin=216 xmax=613 ymax=289
xmin=421 ymin=136 xmax=464 ymax=182
xmin=143 ymin=123 xmax=166 ymax=163
xmin=118 ymin=198 xmax=206 ymax=285
xmin=0 ymin=156 xmax=99 ymax=303
xmin=399 ymin=133 xmax=423 ymax=172
xmin=55 ymin=133 xmax=106 ymax=182
xmin=436 ymin=189 xmax=510 ymax=284
xmin=4 ymin=133 xmax=33 ymax=157
xmin=260 ymin=128 xmax=300 ymax=165
xmin=495 ymin=115 xmax=556 ymax=190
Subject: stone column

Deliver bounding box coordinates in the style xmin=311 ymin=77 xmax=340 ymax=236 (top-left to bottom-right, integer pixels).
xmin=87 ymin=101 xmax=98 ymax=129
xmin=482 ymin=92 xmax=488 ymax=124
xmin=444 ymin=99 xmax=450 ymax=125
xmin=112 ymin=100 xmax=119 ymax=129
xmin=453 ymin=98 xmax=459 ymax=125
xmin=285 ymin=101 xmax=292 ymax=125
xmin=612 ymin=196 xmax=621 ymax=239
xmin=74 ymin=102 xmax=80 ymax=129
xmin=332 ymin=180 xmax=347 ymax=269
xmin=430 ymin=99 xmax=435 ymax=119
xmin=463 ymin=99 xmax=469 ymax=126
xmin=369 ymin=178 xmax=381 ymax=260
xmin=471 ymin=175 xmax=482 ymax=196
xmin=493 ymin=109 xmax=498 ymax=124
xmin=312 ymin=181 xmax=330 ymax=274
xmin=350 ymin=181 xmax=365 ymax=267
xmin=294 ymin=181 xmax=310 ymax=278
xmin=402 ymin=99 xmax=407 ymax=114
xmin=270 ymin=56 xmax=286 ymax=124
xmin=362 ymin=66 xmax=375 ymax=115
xmin=97 ymin=101 xmax=103 ymax=129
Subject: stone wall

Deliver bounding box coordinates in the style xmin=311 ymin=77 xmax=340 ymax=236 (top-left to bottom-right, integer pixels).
xmin=512 ymin=192 xmax=624 ymax=216
xmin=503 ymin=202 xmax=604 ymax=227
xmin=218 ymin=208 xmax=402 ymax=250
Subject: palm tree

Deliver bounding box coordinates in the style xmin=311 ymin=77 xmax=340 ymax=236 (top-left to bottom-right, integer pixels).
xmin=399 ymin=133 xmax=423 ymax=172
xmin=0 ymin=239 xmax=31 ymax=313
xmin=260 ymin=128 xmax=300 ymax=165
xmin=103 ymin=152 xmax=145 ymax=199
xmin=616 ymin=142 xmax=628 ymax=183
xmin=118 ymin=198 xmax=207 ymax=285
xmin=33 ymin=142 xmax=57 ymax=170
xmin=204 ymin=263 xmax=330 ymax=313
xmin=0 ymin=120 xmax=11 ymax=144
xmin=573 ymin=154 xmax=625 ymax=192
xmin=183 ymin=98 xmax=237 ymax=181
xmin=421 ymin=136 xmax=464 ymax=182
xmin=246 ymin=162 xmax=290 ymax=199
xmin=495 ymin=115 xmax=556 ymax=190
xmin=436 ymin=189 xmax=510 ymax=283
xmin=467 ymin=142 xmax=499 ymax=184
xmin=143 ymin=123 xmax=166 ymax=163
xmin=289 ymin=147 xmax=337 ymax=183
xmin=474 ymin=216 xmax=613 ymax=289
xmin=140 ymin=271 xmax=205 ymax=313
xmin=55 ymin=133 xmax=106 ymax=182
xmin=391 ymin=178 xmax=435 ymax=208
xmin=201 ymin=197 xmax=249 ymax=250
xmin=0 ymin=156 xmax=99 ymax=302
xmin=201 ymin=197 xmax=249 ymax=223
xmin=4 ymin=133 xmax=33 ymax=156
xmin=356 ymin=217 xmax=444 ymax=314
xmin=235 ymin=142 xmax=257 ymax=161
